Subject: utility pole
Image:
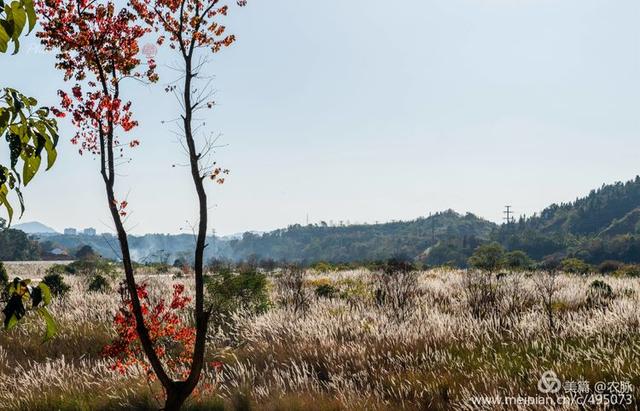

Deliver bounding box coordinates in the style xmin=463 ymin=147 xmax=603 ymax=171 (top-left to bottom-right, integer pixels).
xmin=503 ymin=205 xmax=514 ymax=225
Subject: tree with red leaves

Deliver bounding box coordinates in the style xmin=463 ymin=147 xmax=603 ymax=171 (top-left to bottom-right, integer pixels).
xmin=103 ymin=283 xmax=196 ymax=381
xmin=36 ymin=0 xmax=243 ymax=408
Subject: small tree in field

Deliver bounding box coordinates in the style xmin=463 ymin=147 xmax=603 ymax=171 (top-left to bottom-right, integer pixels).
xmin=468 ymin=242 xmax=505 ymax=273
xmin=37 ymin=0 xmax=244 ymax=408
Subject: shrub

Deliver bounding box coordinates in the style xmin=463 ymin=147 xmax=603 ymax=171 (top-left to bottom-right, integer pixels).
xmin=503 ymin=250 xmax=533 ymax=271
xmin=155 ymin=263 xmax=170 ymax=274
xmin=587 ymin=280 xmax=614 ymax=308
xmin=499 ymin=272 xmax=533 ymax=322
xmin=205 ymin=268 xmax=270 ymax=322
xmin=0 ymin=262 xmax=8 ymax=288
xmin=88 ymin=274 xmax=111 ymax=293
xmin=468 ymin=243 xmax=505 ymax=272
xmin=75 ymin=245 xmax=98 ymax=261
xmin=46 ymin=264 xmax=69 ymax=276
xmin=336 ymin=277 xmax=369 ymax=301
xmin=598 ymin=260 xmax=624 ymax=274
xmin=103 ymin=283 xmax=194 ymax=378
xmin=462 ymin=270 xmax=501 ymax=319
xmin=66 ymin=259 xmax=117 ymax=278
xmin=315 ymin=283 xmax=337 ymax=299
xmin=538 ymin=254 xmax=563 ymax=271
xmin=42 ymin=272 xmax=70 ymax=297
xmin=276 ymin=266 xmax=309 ymax=316
xmin=310 ymin=261 xmax=334 ymax=273
xmin=377 ymin=257 xmax=416 ymax=274
xmin=534 ymin=272 xmax=561 ymax=333
xmin=0 ymin=262 xmax=8 ymax=299
xmin=560 ymin=258 xmax=592 ymax=275
xmin=614 ymin=264 xmax=640 ymax=278
xmin=373 ymin=262 xmax=419 ymax=322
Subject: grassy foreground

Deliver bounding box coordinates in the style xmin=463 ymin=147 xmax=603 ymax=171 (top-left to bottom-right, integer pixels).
xmin=1 ymin=262 xmax=639 ymax=410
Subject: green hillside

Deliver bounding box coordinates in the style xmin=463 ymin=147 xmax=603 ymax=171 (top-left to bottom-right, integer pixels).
xmin=7 ymin=177 xmax=640 ymax=266
xmin=522 ymin=176 xmax=640 ymax=236
xmin=227 ymin=210 xmax=496 ymax=263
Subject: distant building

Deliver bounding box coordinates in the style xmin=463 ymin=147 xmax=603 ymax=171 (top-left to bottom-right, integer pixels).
xmin=83 ymin=228 xmax=97 ymax=236
xmin=63 ymin=228 xmax=77 ymax=235
xmin=50 ymin=248 xmax=68 ymax=256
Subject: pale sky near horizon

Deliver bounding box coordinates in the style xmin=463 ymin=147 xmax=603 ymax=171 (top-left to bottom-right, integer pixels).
xmin=2 ymin=0 xmax=639 ymax=235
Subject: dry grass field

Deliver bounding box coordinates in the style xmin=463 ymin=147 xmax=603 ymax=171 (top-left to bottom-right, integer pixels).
xmin=1 ymin=262 xmax=639 ymax=410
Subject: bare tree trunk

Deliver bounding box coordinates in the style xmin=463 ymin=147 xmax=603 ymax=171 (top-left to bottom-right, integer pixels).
xmin=91 ymin=48 xmax=175 ymax=396
xmin=164 ymin=382 xmax=189 ymax=411
xmin=174 ymin=45 xmax=212 ymax=411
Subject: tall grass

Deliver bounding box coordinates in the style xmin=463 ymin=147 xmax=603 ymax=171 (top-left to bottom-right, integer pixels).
xmin=1 ymin=263 xmax=639 ymax=410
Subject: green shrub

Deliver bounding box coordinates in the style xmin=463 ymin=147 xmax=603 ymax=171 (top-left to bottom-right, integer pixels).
xmin=598 ymin=260 xmax=624 ymax=274
xmin=376 ymin=257 xmax=416 ymax=274
xmin=88 ymin=273 xmax=111 ymax=293
xmin=0 ymin=262 xmax=8 ymax=288
xmin=310 ymin=261 xmax=334 ymax=273
xmin=337 ymin=277 xmax=369 ymax=301
xmin=468 ymin=243 xmax=505 ymax=272
xmin=614 ymin=264 xmax=640 ymax=278
xmin=46 ymin=264 xmax=69 ymax=276
xmin=42 ymin=272 xmax=71 ymax=297
xmin=503 ymin=250 xmax=533 ymax=270
xmin=315 ymin=283 xmax=337 ymax=299
xmin=66 ymin=259 xmax=116 ymax=278
xmin=75 ymin=245 xmax=98 ymax=261
xmin=0 ymin=262 xmax=8 ymax=299
xmin=205 ymin=269 xmax=270 ymax=323
xmin=152 ymin=263 xmax=170 ymax=274
xmin=560 ymin=258 xmax=592 ymax=274
xmin=587 ymin=280 xmax=614 ymax=308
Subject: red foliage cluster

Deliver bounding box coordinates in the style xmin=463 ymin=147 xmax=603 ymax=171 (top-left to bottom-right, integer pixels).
xmin=103 ymin=283 xmax=196 ymax=379
xmin=36 ymin=0 xmax=158 ymax=154
xmin=210 ymin=162 xmax=229 ymax=184
xmin=129 ymin=0 xmax=243 ymax=54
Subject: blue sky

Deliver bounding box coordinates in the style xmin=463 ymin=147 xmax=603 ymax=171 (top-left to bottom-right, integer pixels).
xmin=2 ymin=0 xmax=639 ymax=235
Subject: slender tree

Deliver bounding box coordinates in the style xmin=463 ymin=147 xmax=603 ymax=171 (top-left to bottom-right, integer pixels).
xmin=37 ymin=0 xmax=240 ymax=408
xmin=127 ymin=0 xmax=240 ymax=407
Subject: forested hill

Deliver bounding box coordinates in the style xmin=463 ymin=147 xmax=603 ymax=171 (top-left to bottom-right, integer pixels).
xmin=227 ymin=210 xmax=496 ymax=263
xmin=495 ymin=176 xmax=640 ymax=263
xmin=519 ymin=176 xmax=640 ymax=237
xmin=7 ymin=177 xmax=640 ymax=265
xmin=228 ymin=177 xmax=640 ymax=264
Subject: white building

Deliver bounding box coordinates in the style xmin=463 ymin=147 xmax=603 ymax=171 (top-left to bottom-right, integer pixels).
xmin=83 ymin=228 xmax=97 ymax=236
xmin=63 ymin=228 xmax=77 ymax=235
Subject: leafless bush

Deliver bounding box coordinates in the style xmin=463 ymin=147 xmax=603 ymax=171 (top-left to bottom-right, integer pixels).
xmin=462 ymin=270 xmax=501 ymax=319
xmin=534 ymin=271 xmax=561 ymax=334
xmin=373 ymin=268 xmax=419 ymax=322
xmin=275 ymin=266 xmax=310 ymax=316
xmin=499 ymin=272 xmax=532 ymax=321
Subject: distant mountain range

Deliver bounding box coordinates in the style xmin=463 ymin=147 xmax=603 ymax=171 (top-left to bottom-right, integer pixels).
xmin=13 ymin=221 xmax=58 ymax=234
xmin=12 ymin=176 xmax=640 ymax=265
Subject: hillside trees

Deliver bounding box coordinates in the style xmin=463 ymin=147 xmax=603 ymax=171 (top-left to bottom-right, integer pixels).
xmin=37 ymin=0 xmax=243 ymax=408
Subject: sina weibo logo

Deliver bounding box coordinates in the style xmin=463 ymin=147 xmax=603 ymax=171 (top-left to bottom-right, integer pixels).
xmin=538 ymin=370 xmax=562 ymax=394
xmin=141 ymin=43 xmax=158 ymax=59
